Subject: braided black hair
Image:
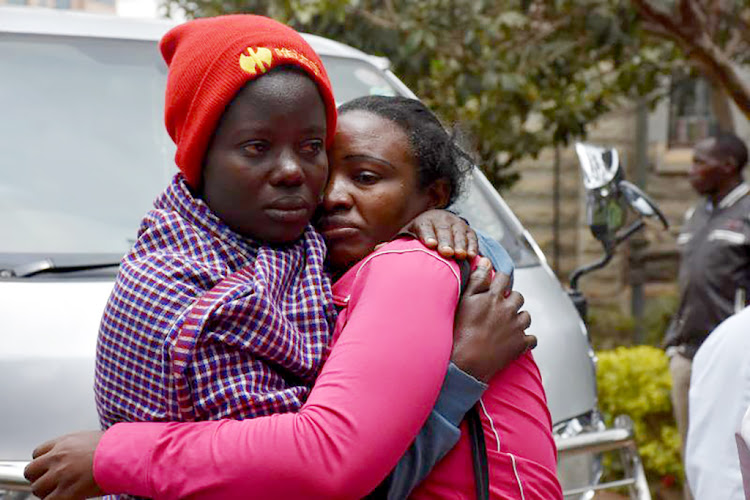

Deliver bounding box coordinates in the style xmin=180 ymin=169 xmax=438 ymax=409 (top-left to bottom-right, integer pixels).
xmin=337 ymin=95 xmax=473 ymax=206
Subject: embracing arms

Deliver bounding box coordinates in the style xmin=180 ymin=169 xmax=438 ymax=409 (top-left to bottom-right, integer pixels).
xmin=25 ymin=215 xmax=533 ymax=500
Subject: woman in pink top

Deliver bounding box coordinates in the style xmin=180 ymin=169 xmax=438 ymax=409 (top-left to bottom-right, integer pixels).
xmin=26 ymin=96 xmax=560 ymax=499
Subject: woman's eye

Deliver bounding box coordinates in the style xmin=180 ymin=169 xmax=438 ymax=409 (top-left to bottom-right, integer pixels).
xmin=243 ymin=142 xmax=268 ymax=156
xmin=354 ymin=171 xmax=381 ymax=185
xmin=300 ymin=140 xmax=324 ymax=156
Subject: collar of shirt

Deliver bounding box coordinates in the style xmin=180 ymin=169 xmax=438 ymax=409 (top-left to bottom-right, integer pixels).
xmin=156 ymin=174 xmax=263 ymax=255
xmin=707 ymin=182 xmax=750 ymax=213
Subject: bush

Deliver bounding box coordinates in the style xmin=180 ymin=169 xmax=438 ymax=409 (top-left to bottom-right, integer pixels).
xmin=587 ymin=292 xmax=679 ymax=350
xmin=596 ymin=346 xmax=683 ymax=488
xmin=640 ymin=294 xmax=679 ymax=347
xmin=588 ymin=304 xmax=635 ymax=350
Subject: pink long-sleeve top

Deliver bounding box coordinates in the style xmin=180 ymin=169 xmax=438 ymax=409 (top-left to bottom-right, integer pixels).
xmin=410 ymin=352 xmax=562 ymax=499
xmin=94 ymin=238 xmax=562 ymax=499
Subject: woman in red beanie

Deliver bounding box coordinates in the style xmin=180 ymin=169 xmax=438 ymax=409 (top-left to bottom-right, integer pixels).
xmin=24 ymin=15 xmax=541 ymax=500
xmin=93 ymin=14 xmax=340 ymax=436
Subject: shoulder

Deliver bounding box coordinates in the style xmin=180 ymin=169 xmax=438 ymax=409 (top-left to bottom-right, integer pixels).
xmin=737 ymin=193 xmax=750 ymax=220
xmin=683 ymin=204 xmax=699 ymax=224
xmin=362 ymin=238 xmax=460 ymax=276
xmin=120 ymin=210 xmax=229 ymax=287
xmin=137 ymin=209 xmax=206 ymax=251
xmin=135 ymin=207 xmax=227 ymax=259
xmin=682 ymin=204 xmax=706 ymax=224
xmin=351 ymin=238 xmax=462 ymax=294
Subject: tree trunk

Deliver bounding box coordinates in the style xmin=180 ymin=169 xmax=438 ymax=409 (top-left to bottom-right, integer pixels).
xmin=709 ymin=79 xmax=735 ymax=132
xmin=686 ymin=35 xmax=750 ymax=122
xmin=632 ymin=0 xmax=750 ymax=122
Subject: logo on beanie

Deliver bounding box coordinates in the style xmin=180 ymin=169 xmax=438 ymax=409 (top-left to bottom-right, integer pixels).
xmin=239 ymin=47 xmax=274 ymax=76
xmin=274 ymin=47 xmax=321 ymax=78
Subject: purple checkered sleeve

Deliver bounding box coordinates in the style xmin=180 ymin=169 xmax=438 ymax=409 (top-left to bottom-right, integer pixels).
xmin=94 ymin=175 xmax=336 ymax=430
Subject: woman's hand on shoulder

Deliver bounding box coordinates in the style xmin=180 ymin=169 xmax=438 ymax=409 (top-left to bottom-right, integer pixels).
xmin=24 ymin=431 xmax=105 ymax=500
xmin=451 ymin=258 xmax=535 ymax=383
xmin=398 ymin=209 xmax=478 ymax=260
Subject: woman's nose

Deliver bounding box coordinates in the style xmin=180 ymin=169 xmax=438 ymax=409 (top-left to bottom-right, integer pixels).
xmin=322 ymin=174 xmax=353 ymax=211
xmin=270 ymin=150 xmax=305 ymax=187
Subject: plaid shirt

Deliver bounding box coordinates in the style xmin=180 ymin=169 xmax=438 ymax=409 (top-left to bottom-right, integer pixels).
xmin=94 ymin=175 xmax=336 ymax=428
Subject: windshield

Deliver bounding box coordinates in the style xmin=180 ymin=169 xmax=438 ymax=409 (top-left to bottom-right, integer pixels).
xmin=0 ymin=33 xmax=538 ymax=267
xmin=0 ymin=33 xmax=173 ymax=255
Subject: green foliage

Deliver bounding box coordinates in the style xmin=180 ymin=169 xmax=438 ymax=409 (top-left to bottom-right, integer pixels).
xmin=588 ymin=304 xmax=635 ymax=350
xmin=641 ymin=293 xmax=679 ymax=346
xmin=596 ymin=346 xmax=683 ymax=484
xmin=587 ymin=292 xmax=679 ymax=349
xmin=161 ymin=0 xmax=680 ymax=189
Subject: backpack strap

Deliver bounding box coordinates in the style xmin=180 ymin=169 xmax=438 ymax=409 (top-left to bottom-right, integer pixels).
xmin=458 ymin=259 xmax=472 ymax=294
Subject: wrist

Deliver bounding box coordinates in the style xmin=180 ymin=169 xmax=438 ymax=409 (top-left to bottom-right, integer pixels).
xmin=434 ymin=363 xmax=488 ymax=425
xmin=450 ymin=349 xmax=492 ymax=383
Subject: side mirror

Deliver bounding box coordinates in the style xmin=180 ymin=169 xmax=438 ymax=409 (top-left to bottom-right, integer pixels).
xmin=575 ymin=142 xmax=620 ymax=190
xmin=586 ymin=188 xmax=627 ymax=249
xmin=619 ymin=180 xmax=669 ymax=230
xmin=570 ymin=141 xmax=670 ymax=296
xmin=575 ymin=142 xmax=669 ymax=251
xmin=575 ymin=143 xmax=627 ymax=250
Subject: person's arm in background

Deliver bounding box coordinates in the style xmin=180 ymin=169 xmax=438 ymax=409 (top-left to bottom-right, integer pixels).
xmin=476 ymin=230 xmax=514 ymax=282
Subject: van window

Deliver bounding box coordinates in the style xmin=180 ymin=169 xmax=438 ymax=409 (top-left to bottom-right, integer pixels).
xmin=0 ymin=33 xmax=174 ymax=255
xmin=320 ymin=56 xmax=397 ymax=104
xmin=0 ymin=34 xmax=538 ymax=267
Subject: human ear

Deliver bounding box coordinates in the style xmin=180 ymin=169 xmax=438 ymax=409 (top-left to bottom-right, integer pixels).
xmin=722 ymin=157 xmax=739 ymax=175
xmin=427 ymin=179 xmax=451 ymax=209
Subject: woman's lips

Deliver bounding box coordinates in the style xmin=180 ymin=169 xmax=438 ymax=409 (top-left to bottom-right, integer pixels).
xmin=265 ymin=197 xmax=312 ymax=224
xmin=318 ymin=218 xmax=361 ymax=240
xmin=321 ymin=226 xmax=360 ymax=240
xmin=265 ymin=207 xmax=310 ymax=223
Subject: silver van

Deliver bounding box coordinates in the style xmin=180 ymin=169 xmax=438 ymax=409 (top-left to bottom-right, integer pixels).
xmin=0 ymin=7 xmax=647 ymax=498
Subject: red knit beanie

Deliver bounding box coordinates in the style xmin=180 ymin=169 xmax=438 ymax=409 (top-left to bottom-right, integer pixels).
xmin=159 ymin=14 xmax=337 ymax=188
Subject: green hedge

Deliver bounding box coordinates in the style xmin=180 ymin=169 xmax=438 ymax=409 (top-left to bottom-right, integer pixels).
xmin=596 ymin=346 xmax=683 ymax=487
xmin=587 ymin=294 xmax=679 ymax=350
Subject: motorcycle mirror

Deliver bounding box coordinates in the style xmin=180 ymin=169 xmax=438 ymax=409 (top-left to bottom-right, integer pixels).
xmin=586 ymin=191 xmax=627 ymax=248
xmin=570 ymin=141 xmax=670 ymax=293
xmin=575 ymin=142 xmax=626 ymax=249
xmin=618 ymin=180 xmax=669 ymax=230
xmin=574 ymin=142 xmax=620 ymax=190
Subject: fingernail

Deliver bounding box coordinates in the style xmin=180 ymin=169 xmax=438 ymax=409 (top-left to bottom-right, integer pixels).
xmin=426 ymin=238 xmax=437 ymax=246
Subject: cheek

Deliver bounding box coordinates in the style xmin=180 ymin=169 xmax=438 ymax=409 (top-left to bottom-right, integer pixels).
xmin=363 ymin=189 xmax=416 ymax=236
xmin=308 ymin=158 xmax=329 ymax=195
